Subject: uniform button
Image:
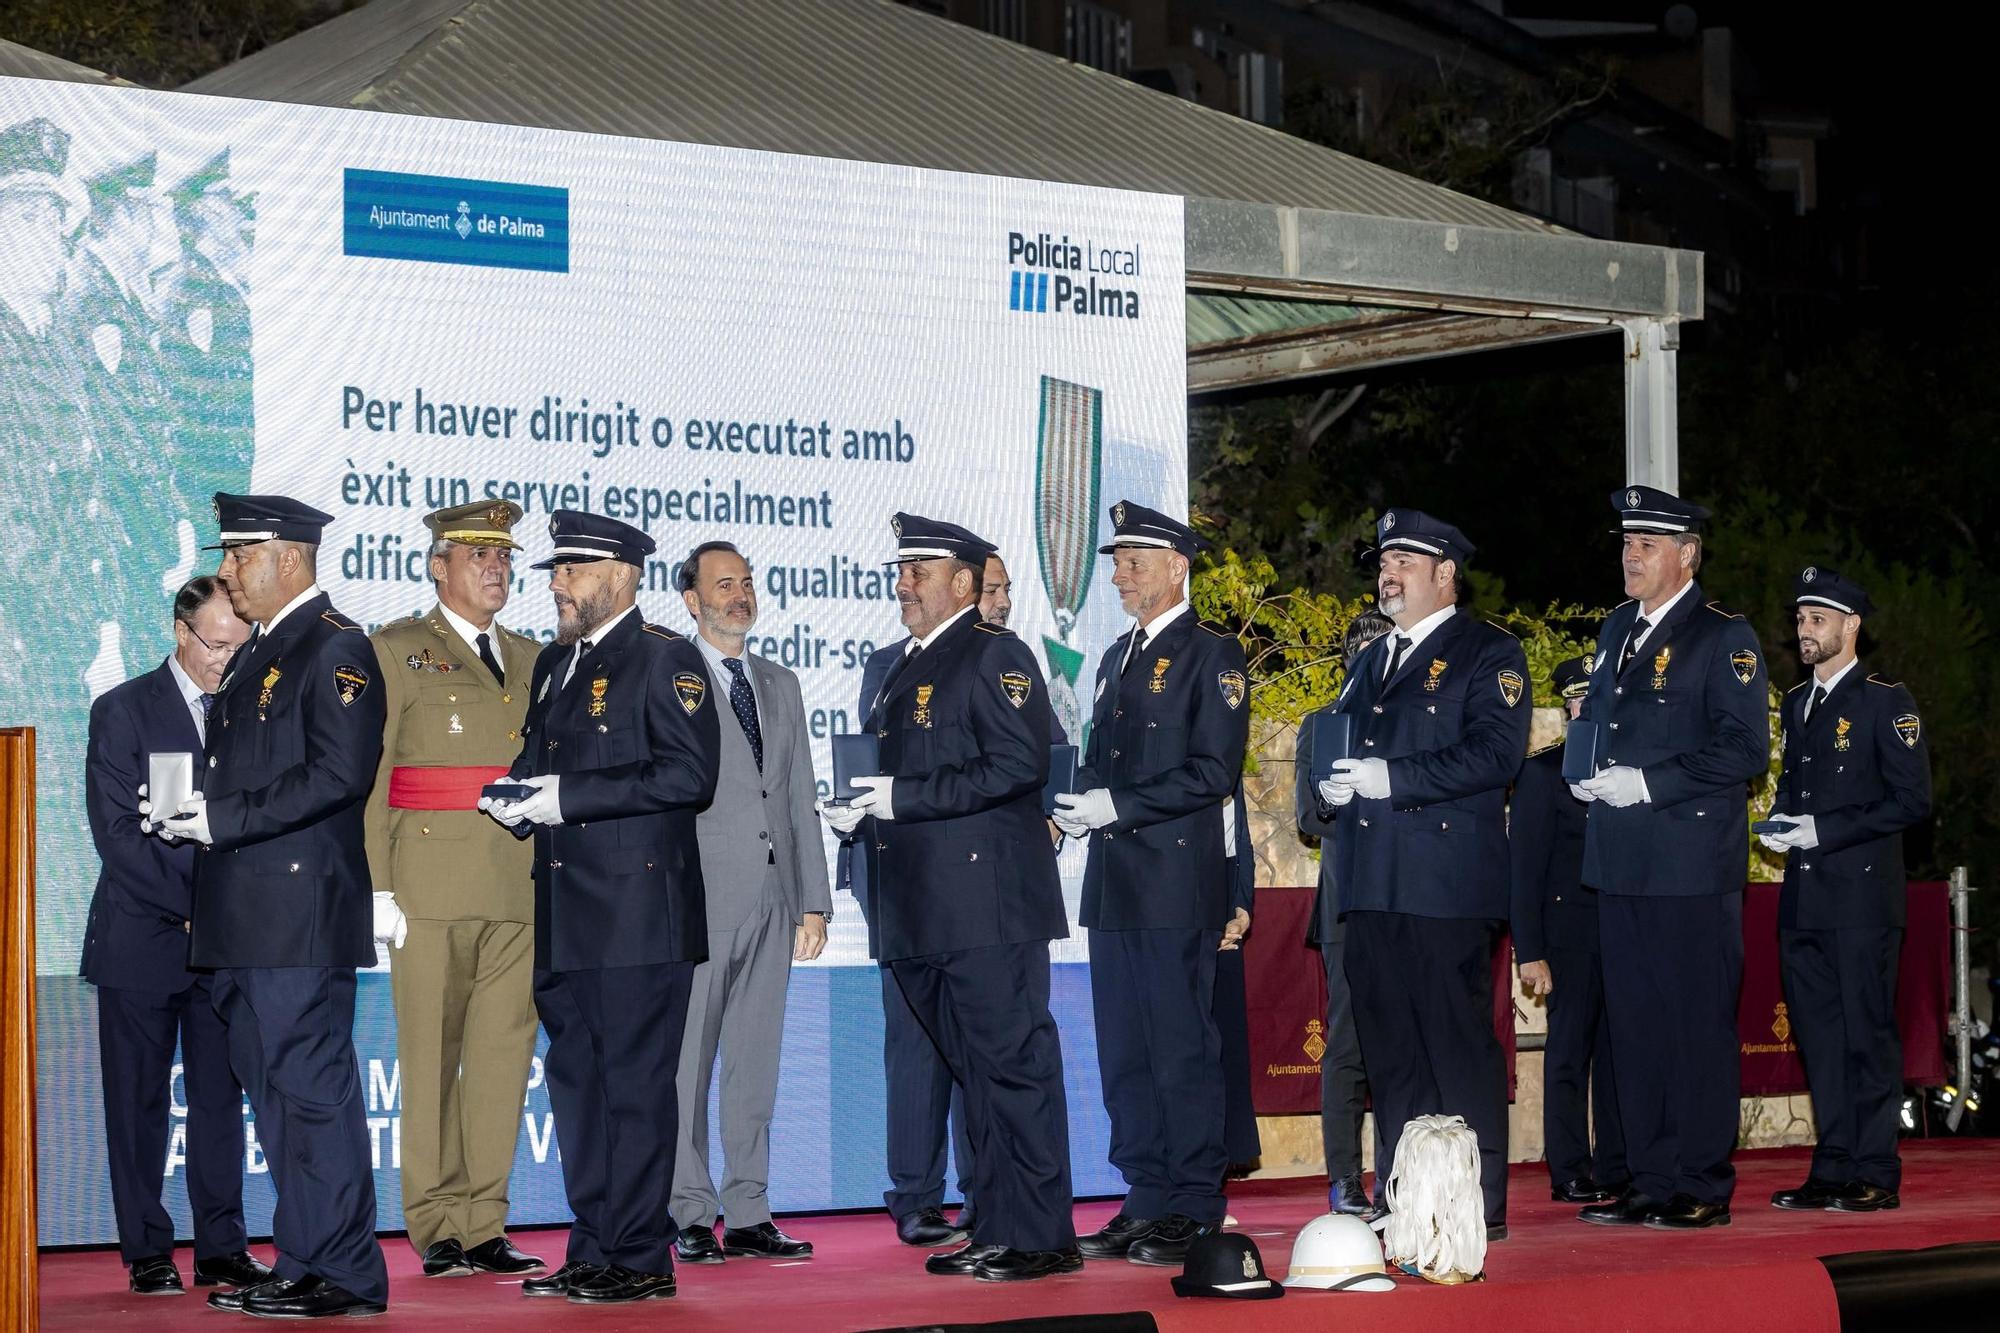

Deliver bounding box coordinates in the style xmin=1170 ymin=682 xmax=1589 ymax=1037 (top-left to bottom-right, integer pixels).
xmin=1615 ymin=686 xmax=1624 ymax=696
xmin=1372 ymin=705 xmax=1384 ymax=714
xmin=1146 ymin=720 xmax=1158 ymax=729
xmin=645 ymin=862 xmax=655 ymax=870
xmin=1176 ymin=838 xmax=1186 ymax=847
xmin=597 ymin=724 xmax=608 ymax=733
xmin=1555 ymin=894 xmax=1564 ymax=903
xmin=877 ymin=729 xmax=888 ymax=739
xmin=875 ymin=842 xmax=886 ymax=851
xmin=503 ymin=694 xmax=513 ymax=703
xmin=508 ymin=730 xmax=519 ymax=741
xmin=550 ymin=859 xmax=563 ymax=868
xmin=208 ymin=756 xmax=217 ymax=767
xmin=288 ymin=862 xmax=299 ymax=873
xmin=222 ymin=718 xmax=229 ymax=728
xmin=420 ymin=826 xmax=430 ymax=835
xmin=1359 ymin=818 xmax=1370 ymax=827
xmin=1802 ymin=791 xmax=1812 ymax=799
xmin=1440 ymin=822 xmax=1449 ymax=831
xmin=1364 ymin=739 xmax=1375 ymax=748
xmin=761 ymin=790 xmax=769 ymax=799
xmin=1113 ymin=709 xmax=1123 ymax=718
xmin=1111 ymin=749 xmax=1121 ymax=759
xmin=1609 ymin=722 xmax=1620 ymax=731
xmin=759 ymin=831 xmax=769 ymax=841
xmin=1803 ymin=756 xmax=1813 ymax=763
xmin=448 ymin=693 xmax=458 ymax=703
xmin=968 ymin=852 xmax=979 ymax=862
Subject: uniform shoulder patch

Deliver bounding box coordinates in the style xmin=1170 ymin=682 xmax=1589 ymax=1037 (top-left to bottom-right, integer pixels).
xmin=1497 ymin=668 xmax=1525 ymax=707
xmin=672 ymin=671 xmax=707 ymax=714
xmin=333 ymin=662 xmax=370 ymax=705
xmin=1730 ymin=648 xmax=1760 ymax=685
xmin=1893 ymin=712 xmax=1922 ymax=747
xmin=642 ymin=623 xmax=683 ymax=641
xmin=320 ymin=610 xmax=363 ymax=632
xmin=1198 ymin=619 xmax=1235 ymax=639
xmin=998 ymin=669 xmax=1033 ymax=708
xmin=1217 ymin=668 xmax=1247 ymax=709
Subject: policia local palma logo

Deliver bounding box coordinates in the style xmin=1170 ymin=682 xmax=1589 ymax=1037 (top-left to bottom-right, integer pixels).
xmin=1008 ymin=230 xmax=1143 ymax=319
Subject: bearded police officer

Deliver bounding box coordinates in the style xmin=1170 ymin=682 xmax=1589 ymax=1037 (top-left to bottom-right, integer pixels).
xmin=365 ymin=500 xmax=543 ymax=1278
xmin=1052 ymin=501 xmax=1249 ymax=1267
xmin=1510 ymin=655 xmax=1626 ymax=1206
xmin=1764 ymin=567 xmax=1930 ymax=1214
xmin=823 ymin=513 xmax=1076 ymax=1283
xmin=1316 ymin=510 xmax=1527 ymax=1239
xmin=482 ymin=510 xmax=721 ymax=1304
xmin=1573 ymin=487 xmax=1768 ymax=1231
xmin=139 ymin=494 xmax=388 ymax=1318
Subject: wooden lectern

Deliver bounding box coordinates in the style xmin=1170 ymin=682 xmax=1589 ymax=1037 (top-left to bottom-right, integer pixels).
xmin=1 ymin=728 xmax=37 ymax=1327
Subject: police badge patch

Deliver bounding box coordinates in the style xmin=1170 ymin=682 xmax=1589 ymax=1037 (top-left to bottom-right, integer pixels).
xmin=999 ymin=670 xmax=1033 ymax=709
xmin=673 ymin=672 xmax=707 ymax=715
xmin=1731 ymin=649 xmax=1759 ymax=685
xmin=334 ymin=664 xmax=369 ymax=706
xmin=1497 ymin=669 xmax=1524 ymax=708
xmin=1895 ymin=713 xmax=1922 ymax=748
xmin=1217 ymin=670 xmax=1246 ymax=710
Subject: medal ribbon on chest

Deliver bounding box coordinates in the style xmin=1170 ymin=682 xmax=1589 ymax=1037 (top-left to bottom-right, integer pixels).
xmin=1651 ymin=645 xmax=1672 ymax=691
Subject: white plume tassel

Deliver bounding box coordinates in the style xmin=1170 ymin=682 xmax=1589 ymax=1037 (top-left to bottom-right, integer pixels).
xmin=1382 ymin=1114 xmax=1486 ymax=1283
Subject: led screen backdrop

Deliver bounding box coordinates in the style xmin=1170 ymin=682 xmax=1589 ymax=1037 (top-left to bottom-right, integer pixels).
xmin=0 ymin=74 xmax=1187 ymax=1244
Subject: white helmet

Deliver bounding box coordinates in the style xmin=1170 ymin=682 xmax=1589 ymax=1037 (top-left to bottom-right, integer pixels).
xmin=1282 ymin=1213 xmax=1396 ymax=1292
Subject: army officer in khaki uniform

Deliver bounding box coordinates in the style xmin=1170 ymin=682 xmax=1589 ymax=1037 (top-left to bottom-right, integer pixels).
xmin=365 ymin=500 xmax=545 ymax=1277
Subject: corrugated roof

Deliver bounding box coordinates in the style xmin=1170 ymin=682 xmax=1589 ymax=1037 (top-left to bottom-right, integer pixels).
xmin=0 ymin=38 xmax=127 ymax=86
xmin=183 ymin=0 xmax=1554 ymax=235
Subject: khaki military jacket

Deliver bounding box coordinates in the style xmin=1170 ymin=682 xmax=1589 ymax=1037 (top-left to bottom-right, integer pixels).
xmin=365 ymin=607 xmax=539 ymax=921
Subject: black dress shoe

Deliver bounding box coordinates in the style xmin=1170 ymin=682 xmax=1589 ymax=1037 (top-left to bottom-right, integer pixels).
xmin=567 ymin=1264 xmax=676 ymax=1304
xmin=954 ymin=1205 xmax=978 ymax=1234
xmin=974 ymin=1247 xmax=1084 ymax=1282
xmin=463 ymin=1236 xmax=545 ymax=1274
xmin=675 ymin=1225 xmax=725 ymax=1264
xmin=1826 ymin=1181 xmax=1900 ymax=1213
xmin=207 ymin=1276 xmax=286 ymax=1312
xmin=925 ymin=1243 xmax=1006 ymax=1276
xmin=1330 ymin=1173 xmax=1372 ymax=1215
xmin=241 ymin=1275 xmax=387 ymax=1319
xmin=1552 ymin=1177 xmax=1617 ymax=1204
xmin=897 ymin=1206 xmax=970 ymax=1248
xmin=1076 ymin=1212 xmax=1160 ymax=1259
xmin=721 ymin=1222 xmax=814 ymax=1259
xmin=421 ymin=1238 xmax=474 ymax=1277
xmin=1486 ymin=1220 xmax=1509 ymax=1242
xmin=522 ymin=1261 xmax=601 ymax=1297
xmin=194 ymin=1250 xmax=273 ymax=1288
xmin=1645 ymin=1194 xmax=1732 ymax=1230
xmin=1771 ymin=1177 xmax=1842 ymax=1210
xmin=128 ymin=1255 xmax=183 ymax=1295
xmin=1579 ymin=1191 xmax=1659 ymax=1226
xmin=1126 ymin=1215 xmax=1216 ymax=1267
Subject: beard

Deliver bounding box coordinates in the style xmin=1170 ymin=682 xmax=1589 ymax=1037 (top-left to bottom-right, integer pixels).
xmin=554 ymin=583 xmax=615 ymax=646
xmin=1799 ymin=629 xmax=1845 ymax=666
xmin=1378 ymin=587 xmax=1406 ymax=617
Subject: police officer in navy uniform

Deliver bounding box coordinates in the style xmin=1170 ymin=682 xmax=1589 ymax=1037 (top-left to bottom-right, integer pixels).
xmin=1050 ymin=501 xmax=1249 ymax=1266
xmin=139 ymin=494 xmax=389 ymax=1319
xmin=1573 ymin=486 xmax=1768 ymax=1230
xmin=83 ymin=576 xmax=270 ymax=1297
xmin=1315 ymin=509 xmax=1528 ymax=1238
xmin=480 ymin=510 xmax=721 ymax=1304
xmin=1762 ymin=567 xmax=1930 ymax=1214
xmin=1509 ymin=655 xmax=1626 ymax=1205
xmin=822 ymin=514 xmax=1076 ymax=1283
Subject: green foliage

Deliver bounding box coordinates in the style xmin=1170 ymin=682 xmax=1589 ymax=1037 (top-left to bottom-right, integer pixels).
xmin=1190 ymin=547 xmax=1367 ymax=733
xmin=1483 ymin=602 xmax=1599 ymax=707
xmin=0 ymin=0 xmax=359 ymax=87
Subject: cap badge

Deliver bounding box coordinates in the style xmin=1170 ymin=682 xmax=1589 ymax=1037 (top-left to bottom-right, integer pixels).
xmin=1802 ymin=566 xmax=1818 ymax=583
xmin=1241 ymin=1249 xmax=1258 ymax=1279
xmin=1382 ymin=510 xmax=1397 ymax=531
xmin=1113 ymin=501 xmax=1128 ymax=526
xmin=487 ymin=503 xmax=514 ymax=528
xmin=1626 ymin=488 xmax=1642 ymax=508
xmin=547 ymin=514 xmax=559 ymax=537
xmin=891 ymin=514 xmax=903 ymax=537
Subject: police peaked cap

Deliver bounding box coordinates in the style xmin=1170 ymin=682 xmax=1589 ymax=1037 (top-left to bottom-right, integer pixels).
xmin=1794 ymin=565 xmax=1873 ymax=617
xmin=1552 ymin=654 xmax=1594 ymax=699
xmin=205 ymin=493 xmax=334 ymax=548
xmin=1369 ymin=507 xmax=1475 ymax=565
xmin=1611 ymin=484 xmax=1710 ymax=535
xmin=1099 ymin=500 xmax=1210 ymax=559
xmin=531 ymin=509 xmax=655 ymax=568
xmin=883 ymin=512 xmax=996 ymax=565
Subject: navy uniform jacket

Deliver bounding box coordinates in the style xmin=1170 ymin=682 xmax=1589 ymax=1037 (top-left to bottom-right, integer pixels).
xmin=863 ymin=611 xmax=1066 ymax=962
xmin=1578 ymin=585 xmax=1769 ymax=896
xmin=1773 ymin=665 xmax=1931 ymax=930
xmin=1325 ymin=612 xmax=1530 ymax=921
xmin=1077 ymin=612 xmax=1249 ymax=932
xmin=507 ymin=611 xmax=721 ymax=972
xmin=82 ymin=660 xmax=204 ymax=992
xmin=190 ymin=593 xmax=383 ymax=968
xmin=1507 ymin=747 xmax=1599 ymax=962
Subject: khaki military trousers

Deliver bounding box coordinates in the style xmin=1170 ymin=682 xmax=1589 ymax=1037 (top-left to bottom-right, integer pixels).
xmin=391 ymin=918 xmax=537 ymax=1251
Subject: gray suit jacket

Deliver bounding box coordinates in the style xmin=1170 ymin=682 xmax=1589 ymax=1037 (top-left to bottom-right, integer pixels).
xmin=694 ymin=648 xmax=832 ymax=932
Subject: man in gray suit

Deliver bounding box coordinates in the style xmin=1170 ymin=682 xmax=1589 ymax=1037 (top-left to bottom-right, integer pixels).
xmin=670 ymin=541 xmax=830 ymax=1264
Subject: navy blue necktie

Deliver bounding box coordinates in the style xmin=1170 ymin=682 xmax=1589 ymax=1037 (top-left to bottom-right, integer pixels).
xmin=199 ymin=692 xmax=214 ymax=720
xmin=724 ymin=657 xmax=763 ymax=771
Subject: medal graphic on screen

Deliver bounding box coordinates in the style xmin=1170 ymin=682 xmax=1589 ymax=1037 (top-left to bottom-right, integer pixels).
xmin=1034 ymin=375 xmax=1103 ymax=749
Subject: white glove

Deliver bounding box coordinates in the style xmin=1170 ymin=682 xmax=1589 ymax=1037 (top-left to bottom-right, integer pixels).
xmin=1316 ymin=777 xmax=1355 ymax=808
xmin=372 ymin=892 xmax=408 ymax=949
xmin=850 ymin=776 xmax=895 ymax=822
xmin=1568 ymin=782 xmax=1598 ymax=803
xmin=137 ymin=782 xmax=163 ymax=836
xmin=1329 ymin=758 xmax=1391 ymax=801
xmin=1579 ymin=765 xmax=1650 ymax=808
xmin=1051 ymin=787 xmax=1117 ymax=836
xmin=484 ymin=773 xmax=562 ymax=827
xmin=1762 ymin=813 xmax=1819 ymax=851
xmin=152 ymin=790 xmax=212 ymax=846
xmin=820 ymin=799 xmax=867 ymax=836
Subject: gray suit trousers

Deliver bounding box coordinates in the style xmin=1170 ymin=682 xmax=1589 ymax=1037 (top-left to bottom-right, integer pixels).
xmin=672 ymin=868 xmax=795 ymax=1228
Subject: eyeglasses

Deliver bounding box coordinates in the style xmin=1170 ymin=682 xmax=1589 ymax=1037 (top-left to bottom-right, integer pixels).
xmin=185 ymin=625 xmax=248 ymax=656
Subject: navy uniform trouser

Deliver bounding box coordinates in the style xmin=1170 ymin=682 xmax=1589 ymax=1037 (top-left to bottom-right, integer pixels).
xmin=213 ymin=966 xmax=386 ymax=1303
xmin=879 ymin=961 xmax=976 ymax=1220
xmin=1344 ymin=911 xmax=1509 ymax=1221
xmin=1598 ymin=891 xmax=1743 ymax=1205
xmin=97 ymin=973 xmax=247 ymax=1264
xmin=534 ymin=961 xmax=694 ymax=1274
xmin=891 ymin=941 xmax=1074 ymax=1252
xmin=1213 ymin=944 xmax=1261 ymax=1165
xmin=1318 ymin=913 xmax=1370 ymax=1182
xmin=1542 ymin=941 xmax=1627 ymax=1188
xmin=1780 ymin=926 xmax=1903 ymax=1190
xmin=1090 ymin=927 xmax=1227 ymax=1224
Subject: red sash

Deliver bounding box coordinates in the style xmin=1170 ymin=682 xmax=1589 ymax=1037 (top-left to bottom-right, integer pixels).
xmin=386 ymin=765 xmax=511 ymax=811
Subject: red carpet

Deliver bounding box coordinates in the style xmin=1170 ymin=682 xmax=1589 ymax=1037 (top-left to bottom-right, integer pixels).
xmin=39 ymin=1141 xmax=2000 ymax=1331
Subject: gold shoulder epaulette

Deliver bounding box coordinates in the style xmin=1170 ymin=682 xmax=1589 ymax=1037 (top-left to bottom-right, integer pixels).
xmin=321 ymin=610 xmax=362 ymax=632
xmin=1198 ymin=619 xmax=1234 ymax=638
xmin=1785 ymin=680 xmax=1808 ymax=695
xmin=1613 ymin=598 xmax=1635 ymax=610
xmin=642 ymin=623 xmax=682 ymax=641
xmin=973 ymin=620 xmax=1009 ymax=635
xmin=1866 ymin=673 xmax=1903 ymax=688
xmin=1703 ymin=600 xmax=1745 ymax=620
xmin=1483 ymin=618 xmax=1522 ymax=639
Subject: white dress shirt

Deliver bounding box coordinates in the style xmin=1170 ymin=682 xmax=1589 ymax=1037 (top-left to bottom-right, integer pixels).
xmin=562 ymin=603 xmax=639 ymax=689
xmin=167 ymin=654 xmax=208 ymax=746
